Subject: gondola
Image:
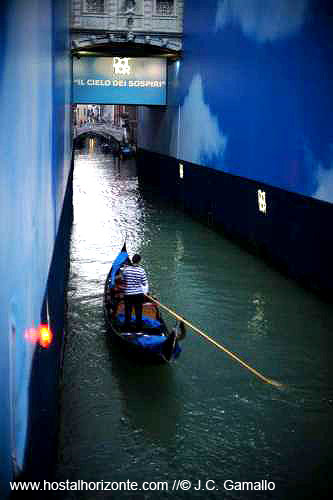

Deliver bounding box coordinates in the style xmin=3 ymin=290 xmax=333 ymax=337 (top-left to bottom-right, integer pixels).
xmin=119 ymin=143 xmax=135 ymax=160
xmin=103 ymin=243 xmax=185 ymax=363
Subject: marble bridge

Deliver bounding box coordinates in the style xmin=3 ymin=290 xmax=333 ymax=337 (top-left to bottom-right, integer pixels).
xmin=74 ymin=122 xmax=124 ymax=144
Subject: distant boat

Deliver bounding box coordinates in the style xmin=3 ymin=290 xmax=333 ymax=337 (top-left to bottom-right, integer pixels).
xmin=119 ymin=143 xmax=135 ymax=160
xmin=103 ymin=243 xmax=185 ymax=363
xmin=101 ymin=141 xmax=119 ymax=155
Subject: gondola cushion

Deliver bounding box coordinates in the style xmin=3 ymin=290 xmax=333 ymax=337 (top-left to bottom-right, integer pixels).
xmin=116 ymin=313 xmax=161 ymax=329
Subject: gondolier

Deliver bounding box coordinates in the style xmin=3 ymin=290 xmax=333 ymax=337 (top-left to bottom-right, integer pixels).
xmin=122 ymin=254 xmax=148 ymax=331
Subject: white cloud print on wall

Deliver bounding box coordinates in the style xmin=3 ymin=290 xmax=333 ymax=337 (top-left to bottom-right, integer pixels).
xmin=315 ymin=166 xmax=333 ymax=203
xmin=303 ymin=143 xmax=333 ymax=204
xmin=215 ymin=0 xmax=309 ymax=43
xmin=314 ymin=151 xmax=333 ymax=203
xmin=176 ymin=74 xmax=227 ymax=166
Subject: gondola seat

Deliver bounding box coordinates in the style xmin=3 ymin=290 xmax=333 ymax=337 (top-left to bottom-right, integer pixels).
xmin=115 ymin=313 xmax=162 ymax=329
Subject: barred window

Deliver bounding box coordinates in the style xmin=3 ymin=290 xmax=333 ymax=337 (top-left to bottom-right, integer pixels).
xmin=84 ymin=0 xmax=104 ymax=13
xmin=156 ymin=1 xmax=174 ymax=16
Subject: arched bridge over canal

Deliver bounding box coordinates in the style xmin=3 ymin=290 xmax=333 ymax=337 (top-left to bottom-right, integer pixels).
xmin=74 ymin=123 xmax=124 ymax=144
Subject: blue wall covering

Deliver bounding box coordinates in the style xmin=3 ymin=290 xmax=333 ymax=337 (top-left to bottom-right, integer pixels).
xmin=0 ymin=0 xmax=72 ymax=494
xmin=139 ymin=0 xmax=333 ymax=204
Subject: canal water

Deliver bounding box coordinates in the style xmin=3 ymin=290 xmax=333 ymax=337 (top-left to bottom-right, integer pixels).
xmin=55 ymin=141 xmax=333 ymax=499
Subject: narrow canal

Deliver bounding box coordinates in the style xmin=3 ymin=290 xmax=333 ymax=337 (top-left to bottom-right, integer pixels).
xmin=55 ymin=140 xmax=333 ymax=499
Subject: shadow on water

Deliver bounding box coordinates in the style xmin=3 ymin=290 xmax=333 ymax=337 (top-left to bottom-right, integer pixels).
xmin=104 ymin=330 xmax=183 ymax=446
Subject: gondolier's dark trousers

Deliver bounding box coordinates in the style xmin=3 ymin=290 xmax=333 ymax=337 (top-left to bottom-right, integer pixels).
xmin=124 ymin=293 xmax=144 ymax=331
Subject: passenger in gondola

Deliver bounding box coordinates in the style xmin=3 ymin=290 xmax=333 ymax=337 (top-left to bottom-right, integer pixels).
xmin=110 ymin=272 xmax=124 ymax=319
xmin=122 ymin=254 xmax=149 ymax=331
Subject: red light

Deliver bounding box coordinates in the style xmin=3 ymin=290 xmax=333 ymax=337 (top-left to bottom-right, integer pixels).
xmin=24 ymin=328 xmax=39 ymax=344
xmin=38 ymin=324 xmax=53 ymax=349
xmin=24 ymin=324 xmax=53 ymax=348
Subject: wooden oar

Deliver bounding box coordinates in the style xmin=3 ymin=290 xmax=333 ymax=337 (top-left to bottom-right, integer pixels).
xmin=146 ymin=294 xmax=283 ymax=389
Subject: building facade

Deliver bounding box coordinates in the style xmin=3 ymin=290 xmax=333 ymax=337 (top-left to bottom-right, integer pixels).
xmin=71 ymin=0 xmax=183 ymax=52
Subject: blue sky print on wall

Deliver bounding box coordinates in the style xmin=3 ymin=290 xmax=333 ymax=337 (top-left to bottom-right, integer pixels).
xmin=163 ymin=0 xmax=333 ymax=204
xmin=215 ymin=0 xmax=309 ymax=42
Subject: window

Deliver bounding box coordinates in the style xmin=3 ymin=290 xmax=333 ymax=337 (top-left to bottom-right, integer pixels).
xmin=156 ymin=0 xmax=174 ymax=16
xmin=84 ymin=0 xmax=104 ymax=14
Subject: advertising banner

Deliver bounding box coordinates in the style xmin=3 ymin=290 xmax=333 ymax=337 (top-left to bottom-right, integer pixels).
xmin=73 ymin=56 xmax=167 ymax=105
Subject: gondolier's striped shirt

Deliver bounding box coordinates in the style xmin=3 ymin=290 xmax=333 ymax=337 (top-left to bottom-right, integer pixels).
xmin=122 ymin=264 xmax=148 ymax=295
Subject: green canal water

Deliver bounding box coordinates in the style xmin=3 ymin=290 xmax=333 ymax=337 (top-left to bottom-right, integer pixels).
xmin=55 ymin=144 xmax=333 ymax=499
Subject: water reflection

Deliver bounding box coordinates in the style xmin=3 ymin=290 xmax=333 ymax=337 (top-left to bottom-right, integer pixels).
xmin=247 ymin=292 xmax=269 ymax=338
xmin=72 ymin=150 xmax=144 ymax=286
xmin=88 ymin=137 xmax=95 ymax=154
xmin=107 ymin=338 xmax=183 ymax=445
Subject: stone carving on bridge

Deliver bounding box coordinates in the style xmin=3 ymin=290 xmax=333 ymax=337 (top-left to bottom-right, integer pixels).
xmin=122 ymin=0 xmax=136 ymax=15
xmin=84 ymin=0 xmax=105 ymax=14
xmin=71 ymin=0 xmax=182 ymax=51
